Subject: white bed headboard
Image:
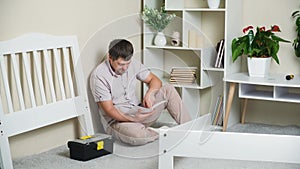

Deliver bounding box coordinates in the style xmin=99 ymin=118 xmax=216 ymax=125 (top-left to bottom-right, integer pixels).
xmin=0 ymin=33 xmax=95 ymax=169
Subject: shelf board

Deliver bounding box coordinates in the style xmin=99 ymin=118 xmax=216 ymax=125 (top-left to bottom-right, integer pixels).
xmin=165 ymin=8 xmax=226 ymax=12
xmin=172 ymin=83 xmax=207 ymax=89
xmin=184 ymin=8 xmax=226 ymax=12
xmin=240 ymin=90 xmax=273 ymax=100
xmin=276 ymin=93 xmax=300 ymax=103
xmin=203 ymin=67 xmax=224 ymax=72
xmin=146 ymin=45 xmax=202 ymax=51
xmin=225 ymin=72 xmax=300 ymax=88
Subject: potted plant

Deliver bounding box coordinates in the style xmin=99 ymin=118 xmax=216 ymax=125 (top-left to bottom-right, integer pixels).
xmin=231 ymin=25 xmax=290 ymax=77
xmin=141 ymin=5 xmax=176 ymax=46
xmin=292 ymin=10 xmax=300 ymax=57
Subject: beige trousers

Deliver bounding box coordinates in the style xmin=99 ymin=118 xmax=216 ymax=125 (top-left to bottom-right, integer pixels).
xmin=106 ymin=84 xmax=191 ymax=145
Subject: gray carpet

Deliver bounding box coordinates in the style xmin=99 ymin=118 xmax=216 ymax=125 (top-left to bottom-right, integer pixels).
xmin=13 ymin=123 xmax=300 ymax=169
xmin=227 ymin=123 xmax=300 ymax=136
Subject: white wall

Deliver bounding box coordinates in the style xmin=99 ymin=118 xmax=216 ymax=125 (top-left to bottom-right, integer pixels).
xmin=0 ymin=0 xmax=142 ymax=158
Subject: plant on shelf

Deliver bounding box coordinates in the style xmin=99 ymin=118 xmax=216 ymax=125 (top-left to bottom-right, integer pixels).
xmin=141 ymin=5 xmax=176 ymax=46
xmin=141 ymin=5 xmax=176 ymax=32
xmin=231 ymin=25 xmax=290 ymax=64
xmin=292 ymin=10 xmax=300 ymax=57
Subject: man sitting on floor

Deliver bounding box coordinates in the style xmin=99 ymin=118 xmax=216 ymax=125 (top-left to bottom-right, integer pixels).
xmin=90 ymin=39 xmax=191 ymax=145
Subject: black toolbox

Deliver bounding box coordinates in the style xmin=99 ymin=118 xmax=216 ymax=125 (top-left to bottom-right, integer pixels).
xmin=67 ymin=133 xmax=114 ymax=161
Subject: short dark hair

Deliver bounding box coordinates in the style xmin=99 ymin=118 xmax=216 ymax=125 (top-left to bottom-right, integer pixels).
xmin=108 ymin=39 xmax=133 ymax=61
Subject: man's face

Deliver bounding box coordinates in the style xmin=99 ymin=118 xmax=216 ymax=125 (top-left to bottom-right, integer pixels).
xmin=109 ymin=56 xmax=131 ymax=75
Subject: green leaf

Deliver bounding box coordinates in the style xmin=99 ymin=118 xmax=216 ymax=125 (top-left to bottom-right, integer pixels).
xmin=272 ymin=54 xmax=280 ymax=64
xmin=271 ymin=35 xmax=291 ymax=43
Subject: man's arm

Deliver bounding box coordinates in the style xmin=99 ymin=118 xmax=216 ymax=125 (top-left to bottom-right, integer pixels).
xmin=98 ymin=100 xmax=132 ymax=122
xmin=142 ymin=72 xmax=162 ymax=108
xmin=98 ymin=100 xmax=155 ymax=122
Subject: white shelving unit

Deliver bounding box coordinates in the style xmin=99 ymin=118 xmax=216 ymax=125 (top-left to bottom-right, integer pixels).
xmin=142 ymin=0 xmax=226 ymax=119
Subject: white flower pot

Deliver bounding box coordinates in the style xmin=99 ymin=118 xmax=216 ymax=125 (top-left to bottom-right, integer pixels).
xmin=154 ymin=32 xmax=167 ymax=46
xmin=207 ymin=0 xmax=220 ymax=9
xmin=247 ymin=57 xmax=271 ymax=77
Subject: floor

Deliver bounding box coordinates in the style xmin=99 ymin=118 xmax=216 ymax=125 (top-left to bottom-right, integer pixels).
xmin=13 ymin=123 xmax=300 ymax=169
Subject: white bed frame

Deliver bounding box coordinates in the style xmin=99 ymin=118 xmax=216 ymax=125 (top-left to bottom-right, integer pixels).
xmin=158 ymin=114 xmax=300 ymax=169
xmin=0 ymin=33 xmax=95 ymax=169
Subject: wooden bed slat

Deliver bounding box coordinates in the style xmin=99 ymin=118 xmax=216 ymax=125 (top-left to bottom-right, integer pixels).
xmin=53 ymin=48 xmax=66 ymax=100
xmin=21 ymin=52 xmax=37 ymax=108
xmin=11 ymin=53 xmax=26 ymax=111
xmin=32 ymin=50 xmax=47 ymax=105
xmin=62 ymin=47 xmax=75 ymax=98
xmin=42 ymin=49 xmax=57 ymax=103
xmin=0 ymin=54 xmax=14 ymax=113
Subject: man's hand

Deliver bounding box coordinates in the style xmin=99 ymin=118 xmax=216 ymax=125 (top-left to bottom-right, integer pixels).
xmin=142 ymin=72 xmax=162 ymax=108
xmin=143 ymin=89 xmax=157 ymax=108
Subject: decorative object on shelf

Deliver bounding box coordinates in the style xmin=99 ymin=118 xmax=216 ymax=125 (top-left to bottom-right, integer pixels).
xmin=285 ymin=74 xmax=294 ymax=80
xmin=231 ymin=25 xmax=290 ymax=77
xmin=171 ymin=31 xmax=180 ymax=46
xmin=141 ymin=5 xmax=176 ymax=46
xmin=207 ymin=0 xmax=220 ymax=9
xmin=291 ymin=10 xmax=300 ymax=58
xmin=154 ymin=32 xmax=167 ymax=46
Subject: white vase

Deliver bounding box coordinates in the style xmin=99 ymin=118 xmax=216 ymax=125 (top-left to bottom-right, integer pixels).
xmin=247 ymin=57 xmax=271 ymax=77
xmin=207 ymin=0 xmax=220 ymax=9
xmin=154 ymin=32 xmax=167 ymax=46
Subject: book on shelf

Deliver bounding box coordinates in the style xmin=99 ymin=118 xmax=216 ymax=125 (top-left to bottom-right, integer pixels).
xmin=211 ymin=95 xmax=223 ymax=126
xmin=170 ymin=67 xmax=197 ymax=85
xmin=214 ymin=39 xmax=225 ymax=68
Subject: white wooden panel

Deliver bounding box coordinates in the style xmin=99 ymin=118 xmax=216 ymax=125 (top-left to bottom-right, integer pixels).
xmin=159 ymin=114 xmax=300 ymax=169
xmin=4 ymin=97 xmax=83 ymax=137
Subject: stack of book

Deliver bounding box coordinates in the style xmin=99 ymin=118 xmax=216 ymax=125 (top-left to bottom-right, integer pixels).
xmin=169 ymin=67 xmax=197 ymax=85
xmin=211 ymin=95 xmax=223 ymax=126
xmin=214 ymin=39 xmax=225 ymax=68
